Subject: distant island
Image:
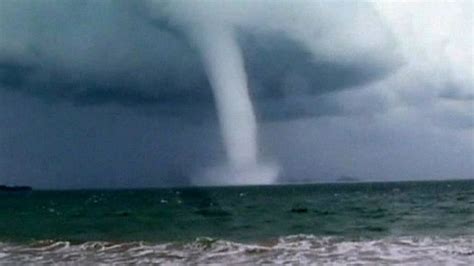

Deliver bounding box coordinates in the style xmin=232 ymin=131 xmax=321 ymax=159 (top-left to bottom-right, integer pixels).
xmin=336 ymin=176 xmax=361 ymax=183
xmin=279 ymin=175 xmax=363 ymax=184
xmin=0 ymin=185 xmax=32 ymax=192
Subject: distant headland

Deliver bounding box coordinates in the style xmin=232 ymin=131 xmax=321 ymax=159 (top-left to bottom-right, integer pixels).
xmin=0 ymin=185 xmax=32 ymax=192
xmin=336 ymin=176 xmax=361 ymax=183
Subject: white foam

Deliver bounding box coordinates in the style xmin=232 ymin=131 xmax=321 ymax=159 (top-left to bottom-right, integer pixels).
xmin=193 ymin=162 xmax=279 ymax=186
xmin=1 ymin=235 xmax=473 ymax=264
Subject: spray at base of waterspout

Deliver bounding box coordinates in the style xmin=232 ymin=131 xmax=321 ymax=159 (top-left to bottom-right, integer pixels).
xmin=193 ymin=162 xmax=280 ymax=186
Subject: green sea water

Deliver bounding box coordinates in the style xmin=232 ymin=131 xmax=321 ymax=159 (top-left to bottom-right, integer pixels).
xmin=1 ymin=180 xmax=473 ymax=244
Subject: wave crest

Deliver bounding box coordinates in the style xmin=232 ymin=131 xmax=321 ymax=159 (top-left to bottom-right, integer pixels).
xmin=1 ymin=235 xmax=473 ymax=264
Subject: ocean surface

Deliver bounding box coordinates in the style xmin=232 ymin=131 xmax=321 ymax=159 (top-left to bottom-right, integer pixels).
xmin=0 ymin=180 xmax=473 ymax=264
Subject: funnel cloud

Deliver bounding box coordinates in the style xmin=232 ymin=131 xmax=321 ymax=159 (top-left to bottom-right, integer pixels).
xmin=190 ymin=24 xmax=276 ymax=185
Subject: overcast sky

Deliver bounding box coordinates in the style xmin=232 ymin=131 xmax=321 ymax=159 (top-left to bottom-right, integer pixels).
xmin=0 ymin=0 xmax=472 ymax=188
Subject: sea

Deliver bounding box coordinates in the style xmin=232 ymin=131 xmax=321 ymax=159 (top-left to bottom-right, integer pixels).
xmin=0 ymin=180 xmax=473 ymax=264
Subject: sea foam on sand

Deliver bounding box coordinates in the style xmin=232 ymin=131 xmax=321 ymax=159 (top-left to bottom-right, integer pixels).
xmin=1 ymin=235 xmax=473 ymax=264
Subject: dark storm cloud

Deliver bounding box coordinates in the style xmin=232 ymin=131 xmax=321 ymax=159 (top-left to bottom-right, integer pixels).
xmin=0 ymin=0 xmax=472 ymax=188
xmin=0 ymin=34 xmax=395 ymax=120
xmin=0 ymin=0 xmax=400 ymax=121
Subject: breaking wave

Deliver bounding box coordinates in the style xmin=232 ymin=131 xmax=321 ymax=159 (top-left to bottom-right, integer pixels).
xmin=1 ymin=235 xmax=473 ymax=264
